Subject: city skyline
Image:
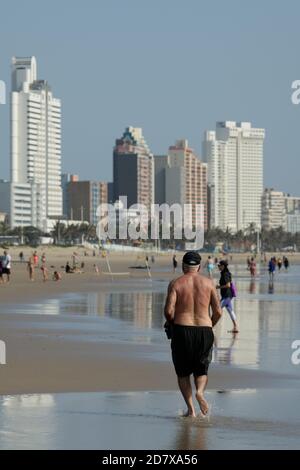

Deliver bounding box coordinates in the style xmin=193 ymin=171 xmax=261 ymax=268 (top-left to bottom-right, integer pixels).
xmin=0 ymin=1 xmax=299 ymax=195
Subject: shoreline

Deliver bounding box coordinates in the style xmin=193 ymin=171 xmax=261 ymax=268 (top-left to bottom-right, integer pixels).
xmin=1 ymin=248 xmax=300 ymax=396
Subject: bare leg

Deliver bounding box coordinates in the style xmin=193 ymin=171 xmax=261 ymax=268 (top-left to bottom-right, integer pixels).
xmin=194 ymin=375 xmax=209 ymax=416
xmin=177 ymin=376 xmax=196 ymax=417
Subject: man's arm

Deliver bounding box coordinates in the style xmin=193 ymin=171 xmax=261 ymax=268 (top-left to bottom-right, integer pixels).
xmin=164 ymin=281 xmax=177 ymax=323
xmin=210 ymin=284 xmax=222 ymax=327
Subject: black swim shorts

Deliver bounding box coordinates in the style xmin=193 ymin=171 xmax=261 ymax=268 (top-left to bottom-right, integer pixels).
xmin=171 ymin=325 xmax=214 ymax=377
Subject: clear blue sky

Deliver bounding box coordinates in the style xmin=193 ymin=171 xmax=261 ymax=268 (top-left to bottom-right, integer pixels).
xmin=0 ymin=0 xmax=299 ymax=194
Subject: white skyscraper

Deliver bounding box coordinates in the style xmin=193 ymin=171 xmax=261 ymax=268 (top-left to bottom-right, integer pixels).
xmin=203 ymin=121 xmax=265 ymax=232
xmin=10 ymin=56 xmax=62 ymax=229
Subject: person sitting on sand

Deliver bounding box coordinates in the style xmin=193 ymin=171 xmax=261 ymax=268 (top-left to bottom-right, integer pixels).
xmin=65 ymin=262 xmax=73 ymax=274
xmin=164 ymin=251 xmax=222 ymax=417
xmin=53 ymin=271 xmax=62 ymax=281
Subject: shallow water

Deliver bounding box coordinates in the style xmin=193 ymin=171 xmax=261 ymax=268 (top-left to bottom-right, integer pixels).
xmin=0 ymin=389 xmax=299 ymax=449
xmin=2 ymin=264 xmax=300 ymax=376
xmin=1 ymin=263 xmax=300 ymax=449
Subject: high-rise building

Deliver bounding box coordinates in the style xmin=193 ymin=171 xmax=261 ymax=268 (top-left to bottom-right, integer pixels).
xmin=286 ymin=212 xmax=300 ymax=234
xmin=67 ymin=180 xmax=108 ymax=225
xmin=62 ymin=173 xmax=79 ymax=218
xmin=203 ymin=121 xmax=265 ymax=232
xmin=262 ymin=188 xmax=300 ymax=231
xmin=10 ymin=56 xmax=62 ymax=229
xmin=154 ymin=140 xmax=208 ymax=230
xmin=261 ymin=188 xmax=286 ymax=230
xmin=113 ymin=127 xmax=154 ymax=212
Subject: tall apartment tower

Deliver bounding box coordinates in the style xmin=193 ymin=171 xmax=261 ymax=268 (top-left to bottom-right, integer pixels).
xmin=154 ymin=140 xmax=208 ymax=230
xmin=113 ymin=127 xmax=154 ymax=212
xmin=261 ymin=188 xmax=286 ymax=230
xmin=203 ymin=121 xmax=265 ymax=232
xmin=10 ymin=56 xmax=62 ymax=229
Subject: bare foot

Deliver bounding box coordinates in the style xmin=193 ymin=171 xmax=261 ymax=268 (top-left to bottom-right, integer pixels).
xmin=182 ymin=409 xmax=196 ymax=418
xmin=195 ymin=392 xmax=209 ymax=416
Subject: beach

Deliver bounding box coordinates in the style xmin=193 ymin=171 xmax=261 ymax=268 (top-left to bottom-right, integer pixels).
xmin=0 ymin=247 xmax=300 ymax=449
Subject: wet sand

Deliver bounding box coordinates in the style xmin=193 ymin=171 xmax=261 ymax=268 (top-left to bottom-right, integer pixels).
xmin=1 ymin=250 xmax=300 ymax=395
xmin=1 ymin=247 xmax=300 ymax=449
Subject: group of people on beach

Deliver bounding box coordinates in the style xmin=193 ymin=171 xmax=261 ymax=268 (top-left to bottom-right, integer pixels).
xmin=268 ymin=256 xmax=289 ymax=280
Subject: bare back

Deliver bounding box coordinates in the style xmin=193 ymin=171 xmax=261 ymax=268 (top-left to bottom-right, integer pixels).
xmin=164 ymin=272 xmax=222 ymax=327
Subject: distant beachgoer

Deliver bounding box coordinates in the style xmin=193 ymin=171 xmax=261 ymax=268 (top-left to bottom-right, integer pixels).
xmin=81 ymin=262 xmax=85 ymax=269
xmin=65 ymin=262 xmax=72 ymax=274
xmin=151 ymin=255 xmax=155 ymax=264
xmin=164 ymin=251 xmax=222 ymax=417
xmin=33 ymin=251 xmax=39 ymax=267
xmin=268 ymin=257 xmax=276 ymax=280
xmin=217 ymin=260 xmax=239 ymax=333
xmin=72 ymin=252 xmax=78 ymax=269
xmin=41 ymin=253 xmax=46 ymax=265
xmin=41 ymin=265 xmax=48 ymax=282
xmin=206 ymin=256 xmax=215 ymax=279
xmin=27 ymin=257 xmax=34 ymax=281
xmin=94 ymin=264 xmax=99 ymax=274
xmin=247 ymin=257 xmax=251 ymax=269
xmin=93 ymin=250 xmax=96 ymax=257
xmin=277 ymin=258 xmax=282 ymax=271
xmin=172 ymin=255 xmax=178 ymax=273
xmin=3 ymin=250 xmax=12 ymax=283
xmin=283 ymin=256 xmax=289 ymax=271
xmin=249 ymin=257 xmax=256 ymax=277
xmin=53 ymin=271 xmax=62 ymax=281
xmin=0 ymin=259 xmax=3 ymax=284
xmin=19 ymin=251 xmax=24 ymax=263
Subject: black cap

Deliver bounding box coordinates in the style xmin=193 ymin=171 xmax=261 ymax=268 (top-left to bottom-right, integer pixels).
xmin=218 ymin=260 xmax=228 ymax=267
xmin=182 ymin=251 xmax=201 ymax=266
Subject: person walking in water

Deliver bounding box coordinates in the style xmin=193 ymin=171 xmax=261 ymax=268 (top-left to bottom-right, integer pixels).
xmin=268 ymin=257 xmax=276 ymax=281
xmin=164 ymin=251 xmax=222 ymax=417
xmin=206 ymin=256 xmax=215 ymax=279
xmin=172 ymin=254 xmax=178 ymax=273
xmin=217 ymin=260 xmax=239 ymax=333
xmin=249 ymin=257 xmax=256 ymax=277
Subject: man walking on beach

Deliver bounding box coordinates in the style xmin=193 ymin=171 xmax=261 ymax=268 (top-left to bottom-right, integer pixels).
xmin=164 ymin=251 xmax=222 ymax=417
xmin=3 ymin=250 xmax=12 ymax=283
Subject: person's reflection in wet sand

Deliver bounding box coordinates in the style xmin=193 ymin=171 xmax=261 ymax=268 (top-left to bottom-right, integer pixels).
xmin=213 ymin=333 xmax=237 ymax=365
xmin=249 ymin=279 xmax=256 ymax=294
xmin=268 ymin=280 xmax=274 ymax=294
xmin=174 ymin=418 xmax=208 ymax=450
